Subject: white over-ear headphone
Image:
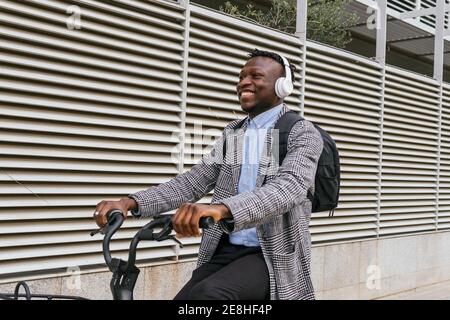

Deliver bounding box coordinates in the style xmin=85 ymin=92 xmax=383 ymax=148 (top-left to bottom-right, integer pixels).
xmin=275 ymin=55 xmax=294 ymax=99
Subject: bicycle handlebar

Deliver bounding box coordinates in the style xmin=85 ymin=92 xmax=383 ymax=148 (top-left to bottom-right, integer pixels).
xmin=91 ymin=210 xmax=216 ymax=271
xmin=101 ymin=209 xmax=124 ymax=268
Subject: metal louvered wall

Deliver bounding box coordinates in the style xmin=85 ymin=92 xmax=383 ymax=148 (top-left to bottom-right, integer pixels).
xmin=0 ymin=0 xmax=190 ymax=277
xmin=382 ymin=67 xmax=440 ymax=235
xmin=441 ymin=84 xmax=450 ymax=229
xmin=0 ymin=0 xmax=449 ymax=280
xmin=304 ymin=42 xmax=383 ymax=242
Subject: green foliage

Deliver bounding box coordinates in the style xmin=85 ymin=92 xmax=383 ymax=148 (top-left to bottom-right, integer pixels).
xmin=220 ymin=0 xmax=359 ymax=49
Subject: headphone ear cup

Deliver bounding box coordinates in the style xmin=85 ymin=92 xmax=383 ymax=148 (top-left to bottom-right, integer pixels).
xmin=283 ymin=77 xmax=293 ymax=96
xmin=275 ymin=77 xmax=292 ymax=99
xmin=276 ymin=55 xmax=294 ymax=99
xmin=275 ymin=77 xmax=284 ymax=98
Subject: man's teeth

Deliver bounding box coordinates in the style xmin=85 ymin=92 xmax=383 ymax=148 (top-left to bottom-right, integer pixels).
xmin=241 ymin=92 xmax=254 ymax=97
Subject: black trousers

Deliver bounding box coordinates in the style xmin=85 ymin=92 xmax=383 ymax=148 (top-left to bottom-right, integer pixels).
xmin=174 ymin=235 xmax=270 ymax=300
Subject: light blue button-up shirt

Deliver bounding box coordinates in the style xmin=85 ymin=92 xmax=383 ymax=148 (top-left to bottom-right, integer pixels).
xmin=229 ymin=104 xmax=284 ymax=247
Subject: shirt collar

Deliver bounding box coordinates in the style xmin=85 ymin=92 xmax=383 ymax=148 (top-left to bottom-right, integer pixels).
xmin=247 ymin=104 xmax=284 ymax=129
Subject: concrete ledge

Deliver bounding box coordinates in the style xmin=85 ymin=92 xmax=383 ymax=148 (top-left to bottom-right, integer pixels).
xmin=1 ymin=231 xmax=449 ymax=300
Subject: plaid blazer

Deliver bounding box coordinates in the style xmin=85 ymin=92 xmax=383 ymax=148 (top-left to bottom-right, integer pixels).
xmin=130 ymin=105 xmax=323 ymax=300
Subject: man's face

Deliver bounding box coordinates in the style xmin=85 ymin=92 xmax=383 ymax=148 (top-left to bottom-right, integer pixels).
xmin=236 ymin=56 xmax=283 ymax=115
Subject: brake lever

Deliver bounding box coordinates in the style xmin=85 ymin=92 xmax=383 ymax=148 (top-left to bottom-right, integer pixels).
xmin=152 ymin=217 xmax=184 ymax=248
xmin=90 ymin=227 xmax=106 ymax=237
xmin=158 ymin=234 xmax=184 ymax=248
xmin=89 ymin=210 xmax=124 ymax=237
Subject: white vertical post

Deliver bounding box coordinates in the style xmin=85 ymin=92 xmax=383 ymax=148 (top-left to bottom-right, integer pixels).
xmin=415 ymin=0 xmax=421 ymax=21
xmin=295 ymin=0 xmax=308 ymax=43
xmin=434 ymin=0 xmax=445 ymax=83
xmin=296 ymin=0 xmax=308 ymax=117
xmin=436 ymin=83 xmax=443 ymax=230
xmin=179 ymin=0 xmax=190 ymax=175
xmin=376 ymin=0 xmax=387 ymax=237
xmin=376 ymin=0 xmax=387 ymax=66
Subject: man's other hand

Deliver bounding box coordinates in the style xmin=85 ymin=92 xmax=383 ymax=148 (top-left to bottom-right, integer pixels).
xmin=172 ymin=203 xmax=231 ymax=237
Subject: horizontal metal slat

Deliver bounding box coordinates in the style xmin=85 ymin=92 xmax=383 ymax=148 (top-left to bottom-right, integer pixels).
xmin=305 ymin=92 xmax=380 ymax=111
xmin=0 ymin=143 xmax=179 ymax=164
xmin=0 ymin=131 xmax=177 ymax=154
xmin=188 ymin=64 xmax=239 ymax=84
xmin=384 ymin=85 xmax=439 ymax=106
xmin=378 ymin=205 xmax=435 ymax=215
xmin=28 ymin=0 xmax=184 ymax=38
xmin=306 ymin=49 xmax=382 ymax=78
xmin=0 ymin=67 xmax=180 ymax=102
xmin=306 ymin=68 xmax=382 ymax=92
xmin=383 ymin=99 xmax=440 ymax=118
xmin=339 ymin=151 xmax=380 ymax=161
xmin=310 ymin=215 xmax=377 ymax=226
xmin=333 ymin=143 xmax=379 ymax=154
xmin=378 ymin=225 xmax=436 ymax=236
xmin=383 ymin=140 xmax=437 ymax=152
xmin=384 ymin=109 xmax=439 ymax=129
xmin=379 ymin=199 xmax=435 ymax=207
xmin=306 ymin=83 xmax=380 ymax=105
xmin=0 ymin=183 xmax=157 ymax=195
xmin=0 ymin=54 xmax=182 ymax=95
xmin=0 ymin=38 xmax=184 ymax=77
xmin=0 ymin=11 xmax=183 ymax=62
xmin=0 ymin=170 xmax=171 ymax=185
xmin=332 ymin=201 xmax=378 ymax=210
xmin=303 ymin=98 xmax=380 ymax=116
xmin=1 ymin=0 xmax=184 ymax=52
xmin=0 ymin=246 xmax=184 ymax=275
xmin=0 ymin=26 xmax=181 ymax=73
xmin=383 ymin=135 xmax=438 ymax=148
xmin=0 ymin=158 xmax=178 ymax=174
xmin=310 ymin=223 xmax=377 ymax=234
xmin=306 ymin=59 xmax=380 ymax=84
xmin=383 ymin=123 xmax=438 ymax=138
xmin=311 ymin=230 xmax=377 ymax=243
xmin=0 ymin=102 xmax=180 ymax=135
xmin=304 ymin=123 xmax=380 ymax=141
xmin=0 ymin=104 xmax=181 ymax=133
xmin=385 ymin=70 xmax=439 ymax=93
xmin=112 ymin=0 xmax=185 ymax=21
xmin=188 ymin=77 xmax=237 ymax=93
xmin=383 ymin=174 xmax=436 ymax=183
xmin=380 ymin=193 xmax=436 ymax=200
xmin=383 ymin=146 xmax=436 ymax=157
xmin=305 ymin=108 xmax=379 ymax=128
xmin=190 ymin=11 xmax=301 ymax=52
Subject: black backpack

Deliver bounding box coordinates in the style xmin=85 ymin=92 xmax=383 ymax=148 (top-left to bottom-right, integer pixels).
xmin=224 ymin=110 xmax=340 ymax=216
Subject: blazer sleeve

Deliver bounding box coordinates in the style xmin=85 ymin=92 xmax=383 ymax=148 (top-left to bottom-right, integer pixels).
xmin=128 ymin=130 xmax=227 ymax=218
xmin=218 ymin=120 xmax=323 ymax=233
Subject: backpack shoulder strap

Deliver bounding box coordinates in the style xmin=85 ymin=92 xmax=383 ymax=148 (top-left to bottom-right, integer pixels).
xmin=273 ymin=110 xmax=303 ymax=165
xmin=273 ymin=111 xmax=314 ymax=203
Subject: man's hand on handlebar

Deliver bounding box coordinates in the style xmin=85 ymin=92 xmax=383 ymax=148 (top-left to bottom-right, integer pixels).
xmin=172 ymin=203 xmax=232 ymax=238
xmin=93 ymin=197 xmax=137 ymax=228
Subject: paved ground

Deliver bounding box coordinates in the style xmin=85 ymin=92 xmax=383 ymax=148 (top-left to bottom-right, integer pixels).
xmin=378 ymin=280 xmax=450 ymax=300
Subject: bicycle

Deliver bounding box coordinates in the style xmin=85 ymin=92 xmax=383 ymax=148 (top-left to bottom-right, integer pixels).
xmin=0 ymin=210 xmax=214 ymax=300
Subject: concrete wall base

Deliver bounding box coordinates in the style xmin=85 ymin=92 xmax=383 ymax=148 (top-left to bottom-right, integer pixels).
xmin=1 ymin=231 xmax=449 ymax=300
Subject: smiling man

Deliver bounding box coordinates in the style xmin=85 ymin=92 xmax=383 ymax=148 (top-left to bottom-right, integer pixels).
xmin=93 ymin=49 xmax=323 ymax=300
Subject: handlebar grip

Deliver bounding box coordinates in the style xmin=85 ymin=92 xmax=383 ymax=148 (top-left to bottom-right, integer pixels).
xmin=199 ymin=216 xmax=215 ymax=229
xmin=107 ymin=209 xmax=124 ymax=224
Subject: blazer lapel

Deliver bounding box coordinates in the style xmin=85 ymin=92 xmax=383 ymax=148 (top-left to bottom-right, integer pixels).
xmin=227 ymin=119 xmax=248 ymax=196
